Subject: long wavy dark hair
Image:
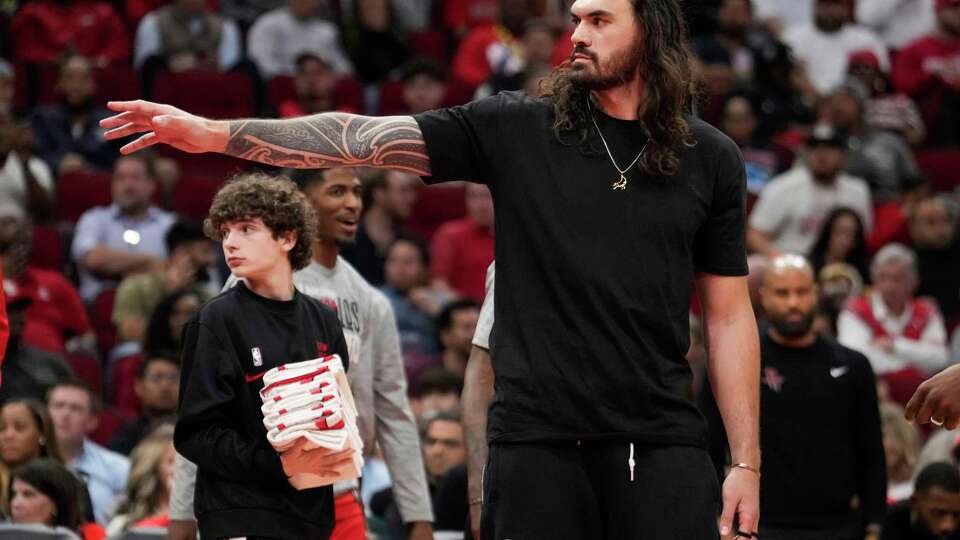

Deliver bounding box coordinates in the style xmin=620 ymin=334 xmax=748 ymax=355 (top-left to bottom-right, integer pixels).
xmin=808 ymin=207 xmax=870 ymax=280
xmin=540 ymin=0 xmax=696 ymax=177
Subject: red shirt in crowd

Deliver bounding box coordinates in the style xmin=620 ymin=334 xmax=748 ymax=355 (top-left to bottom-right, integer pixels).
xmin=444 ymin=0 xmax=499 ymax=36
xmin=0 ymin=260 xmax=8 ymax=376
xmin=430 ymin=218 xmax=494 ymax=302
xmin=452 ymin=24 xmax=514 ymax=89
xmin=12 ymin=0 xmax=130 ymax=65
xmin=891 ymin=34 xmax=960 ymax=139
xmin=4 ymin=266 xmax=92 ymax=354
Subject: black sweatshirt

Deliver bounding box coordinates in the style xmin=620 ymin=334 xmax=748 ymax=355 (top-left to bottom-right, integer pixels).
xmin=174 ymin=282 xmax=349 ymax=540
xmin=702 ymin=334 xmax=887 ymax=530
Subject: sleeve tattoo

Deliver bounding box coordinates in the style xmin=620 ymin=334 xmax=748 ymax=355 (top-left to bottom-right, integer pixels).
xmin=225 ymin=114 xmax=431 ymax=175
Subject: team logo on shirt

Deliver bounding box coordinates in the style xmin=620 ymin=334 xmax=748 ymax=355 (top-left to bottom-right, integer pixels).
xmin=763 ymin=366 xmax=785 ymax=393
xmin=251 ymin=347 xmax=263 ymax=367
xmin=319 ymin=297 xmax=339 ymax=312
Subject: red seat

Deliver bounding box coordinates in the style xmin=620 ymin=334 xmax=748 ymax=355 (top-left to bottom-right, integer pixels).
xmin=67 ymin=351 xmax=102 ymax=395
xmin=55 ymin=171 xmax=113 ymax=223
xmin=89 ymin=406 xmax=135 ymax=447
xmin=409 ymin=30 xmax=449 ymax=63
xmin=90 ymin=288 xmax=117 ymax=358
xmin=94 ymin=64 xmax=140 ymax=105
xmin=442 ymin=79 xmax=476 ymax=107
xmin=171 ymin=175 xmax=225 ymax=221
xmin=915 ymin=150 xmax=960 ymax=193
xmin=378 ymin=80 xmax=407 ymax=116
xmin=110 ymin=354 xmax=143 ymax=414
xmin=159 ymin=148 xmax=251 ymax=179
xmin=266 ymin=75 xmax=296 ymax=110
xmin=269 ymin=75 xmax=364 ymax=114
xmin=153 ymin=71 xmax=254 ymax=119
xmin=28 ymin=224 xmax=63 ymax=271
xmin=333 ymin=76 xmax=364 ymax=113
xmin=405 ymin=184 xmax=466 ymax=241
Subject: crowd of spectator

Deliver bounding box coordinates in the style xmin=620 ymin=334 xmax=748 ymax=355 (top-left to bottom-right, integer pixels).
xmin=0 ymin=0 xmax=958 ymax=538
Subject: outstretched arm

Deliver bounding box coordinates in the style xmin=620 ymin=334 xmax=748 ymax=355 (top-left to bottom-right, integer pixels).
xmin=100 ymin=100 xmax=431 ymax=175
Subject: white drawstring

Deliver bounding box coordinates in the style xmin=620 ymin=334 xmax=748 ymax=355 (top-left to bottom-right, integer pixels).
xmin=628 ymin=443 xmax=635 ymax=482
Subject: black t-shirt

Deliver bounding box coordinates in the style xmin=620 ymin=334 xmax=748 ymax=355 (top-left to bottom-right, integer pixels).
xmin=414 ymin=91 xmax=747 ymax=446
xmin=175 ymin=282 xmax=349 ymax=540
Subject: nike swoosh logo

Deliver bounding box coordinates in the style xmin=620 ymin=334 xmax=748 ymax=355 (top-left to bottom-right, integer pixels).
xmin=830 ymin=367 xmax=848 ymax=378
xmin=245 ymin=371 xmax=266 ymax=383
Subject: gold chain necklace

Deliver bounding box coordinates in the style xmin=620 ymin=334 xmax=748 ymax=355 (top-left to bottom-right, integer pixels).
xmin=588 ymin=100 xmax=647 ymax=191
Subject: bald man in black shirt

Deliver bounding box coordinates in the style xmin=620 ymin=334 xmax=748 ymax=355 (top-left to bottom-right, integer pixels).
xmin=704 ymin=254 xmax=886 ymax=540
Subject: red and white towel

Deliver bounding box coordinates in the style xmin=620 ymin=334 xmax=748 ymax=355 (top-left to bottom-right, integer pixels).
xmin=259 ymin=356 xmax=363 ymax=489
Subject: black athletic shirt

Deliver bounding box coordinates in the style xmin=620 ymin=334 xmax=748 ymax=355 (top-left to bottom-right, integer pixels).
xmin=413 ymin=91 xmax=748 ymax=446
xmin=703 ymin=334 xmax=886 ymax=529
xmin=174 ymin=281 xmax=349 ymax=540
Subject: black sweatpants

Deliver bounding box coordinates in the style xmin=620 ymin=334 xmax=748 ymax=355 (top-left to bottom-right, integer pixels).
xmin=480 ymin=442 xmax=721 ymax=540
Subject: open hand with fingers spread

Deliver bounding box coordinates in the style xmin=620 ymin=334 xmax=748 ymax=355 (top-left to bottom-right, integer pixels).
xmin=99 ymin=100 xmax=230 ymax=155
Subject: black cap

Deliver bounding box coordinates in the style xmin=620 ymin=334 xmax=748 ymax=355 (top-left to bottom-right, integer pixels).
xmin=806 ymin=124 xmax=847 ymax=148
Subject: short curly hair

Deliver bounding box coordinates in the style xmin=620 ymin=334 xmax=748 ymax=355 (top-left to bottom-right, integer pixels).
xmin=203 ymin=172 xmax=317 ymax=271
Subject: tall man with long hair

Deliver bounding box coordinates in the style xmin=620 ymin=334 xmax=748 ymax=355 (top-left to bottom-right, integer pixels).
xmin=101 ymin=0 xmax=761 ymax=537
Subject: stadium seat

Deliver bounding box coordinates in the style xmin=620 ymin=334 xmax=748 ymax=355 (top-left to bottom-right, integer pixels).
xmin=111 ymin=528 xmax=167 ymax=540
xmin=110 ymin=353 xmax=143 ymax=414
xmin=55 ymin=170 xmax=113 ymax=223
xmin=159 ymin=148 xmax=251 ymax=179
xmin=268 ymin=74 xmax=367 ymax=115
xmin=333 ymin=76 xmax=365 ymax=113
xmin=94 ymin=64 xmax=140 ymax=104
xmin=171 ymin=175 xmax=224 ymax=221
xmin=266 ymin=75 xmax=296 ymax=111
xmin=915 ymin=149 xmax=960 ymax=193
xmin=67 ymin=351 xmax=103 ymax=395
xmin=408 ymin=30 xmax=448 ymax=63
xmin=28 ymin=224 xmax=63 ymax=271
xmin=89 ymin=406 xmax=135 ymax=447
xmin=153 ymin=70 xmax=255 ymax=119
xmin=0 ymin=523 xmax=80 ymax=539
xmin=90 ymin=288 xmax=117 ymax=357
xmin=377 ymin=80 xmax=407 ymax=116
xmin=406 ymin=184 xmax=467 ymax=241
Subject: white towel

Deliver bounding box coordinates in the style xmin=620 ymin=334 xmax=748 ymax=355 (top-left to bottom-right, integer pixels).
xmin=259 ymin=356 xmax=363 ymax=489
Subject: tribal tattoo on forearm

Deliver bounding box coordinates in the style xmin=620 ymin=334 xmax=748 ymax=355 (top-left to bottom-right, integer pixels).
xmin=224 ymin=113 xmax=431 ymax=175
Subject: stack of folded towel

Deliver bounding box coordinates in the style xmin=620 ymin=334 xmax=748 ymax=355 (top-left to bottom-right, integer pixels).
xmin=260 ymin=355 xmax=363 ymax=489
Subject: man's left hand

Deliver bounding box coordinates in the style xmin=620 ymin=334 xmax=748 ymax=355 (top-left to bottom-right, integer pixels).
xmin=408 ymin=521 xmax=433 ymax=540
xmin=719 ymin=467 xmax=759 ymax=539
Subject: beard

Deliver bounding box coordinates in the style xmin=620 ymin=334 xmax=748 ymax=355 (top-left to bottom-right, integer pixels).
xmin=768 ymin=311 xmax=815 ymax=339
xmin=568 ymin=37 xmax=644 ymax=91
xmin=335 ymin=234 xmax=357 ymax=248
xmin=815 ymin=13 xmax=844 ymax=33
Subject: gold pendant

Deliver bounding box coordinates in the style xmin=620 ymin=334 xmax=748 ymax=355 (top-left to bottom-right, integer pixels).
xmin=612 ymin=174 xmax=627 ymax=190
